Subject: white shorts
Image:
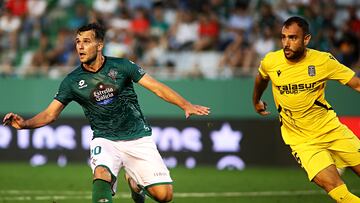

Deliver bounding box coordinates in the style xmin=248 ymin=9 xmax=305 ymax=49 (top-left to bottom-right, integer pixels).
xmin=90 ymin=136 xmax=172 ymax=193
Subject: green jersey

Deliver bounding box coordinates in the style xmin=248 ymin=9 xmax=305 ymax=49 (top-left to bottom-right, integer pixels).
xmin=55 ymin=56 xmax=152 ymax=140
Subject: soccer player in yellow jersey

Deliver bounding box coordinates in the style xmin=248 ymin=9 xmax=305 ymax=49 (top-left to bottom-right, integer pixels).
xmin=253 ymin=16 xmax=360 ymax=203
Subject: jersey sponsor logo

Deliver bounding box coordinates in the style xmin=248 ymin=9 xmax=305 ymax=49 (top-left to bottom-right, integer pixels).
xmin=276 ymin=70 xmax=281 ymax=76
xmin=308 ymin=65 xmax=316 ymax=76
xmin=78 ymin=79 xmax=88 ymax=89
xmin=276 ymin=82 xmax=318 ymax=94
xmin=91 ymin=83 xmax=118 ymax=105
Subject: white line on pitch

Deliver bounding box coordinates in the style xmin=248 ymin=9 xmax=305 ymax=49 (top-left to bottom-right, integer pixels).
xmin=0 ymin=189 xmax=359 ymax=201
xmin=0 ymin=189 xmax=349 ymax=201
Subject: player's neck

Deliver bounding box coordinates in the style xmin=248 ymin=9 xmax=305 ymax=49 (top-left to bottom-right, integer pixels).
xmin=83 ymin=55 xmax=105 ymax=72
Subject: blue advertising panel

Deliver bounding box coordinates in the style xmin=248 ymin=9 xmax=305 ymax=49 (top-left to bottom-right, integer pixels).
xmin=0 ymin=118 xmax=295 ymax=169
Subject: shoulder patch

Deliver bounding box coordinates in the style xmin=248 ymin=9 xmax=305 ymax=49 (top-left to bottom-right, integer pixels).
xmin=138 ymin=68 xmax=146 ymax=75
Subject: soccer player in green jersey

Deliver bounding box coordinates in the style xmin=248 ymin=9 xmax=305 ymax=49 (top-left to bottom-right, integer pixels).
xmin=253 ymin=16 xmax=360 ymax=203
xmin=2 ymin=23 xmax=210 ymax=203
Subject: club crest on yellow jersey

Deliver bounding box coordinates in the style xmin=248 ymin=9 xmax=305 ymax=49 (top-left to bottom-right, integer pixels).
xmin=308 ymin=65 xmax=316 ymax=76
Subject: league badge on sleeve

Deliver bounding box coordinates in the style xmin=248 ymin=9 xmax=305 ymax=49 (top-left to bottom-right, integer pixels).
xmin=308 ymin=65 xmax=316 ymax=77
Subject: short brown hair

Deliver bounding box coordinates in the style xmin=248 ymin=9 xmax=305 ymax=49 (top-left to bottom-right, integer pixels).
xmin=77 ymin=23 xmax=106 ymax=41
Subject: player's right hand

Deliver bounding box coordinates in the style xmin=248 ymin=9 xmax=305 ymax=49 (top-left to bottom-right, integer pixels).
xmin=2 ymin=113 xmax=25 ymax=129
xmin=254 ymin=100 xmax=271 ymax=116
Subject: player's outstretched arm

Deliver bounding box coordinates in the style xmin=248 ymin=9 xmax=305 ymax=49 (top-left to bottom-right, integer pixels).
xmin=2 ymin=99 xmax=65 ymax=129
xmin=346 ymin=76 xmax=360 ymax=92
xmin=253 ymin=73 xmax=271 ymax=116
xmin=138 ymin=74 xmax=210 ymax=118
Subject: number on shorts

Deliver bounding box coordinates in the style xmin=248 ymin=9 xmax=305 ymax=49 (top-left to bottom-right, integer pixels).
xmin=293 ymin=152 xmax=302 ymax=167
xmin=91 ymin=146 xmax=102 ymax=155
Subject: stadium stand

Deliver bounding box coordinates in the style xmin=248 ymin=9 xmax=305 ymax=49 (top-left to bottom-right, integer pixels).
xmin=0 ymin=0 xmax=359 ymax=79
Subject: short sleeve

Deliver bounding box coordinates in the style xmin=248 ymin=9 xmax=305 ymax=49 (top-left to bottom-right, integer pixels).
xmin=326 ymin=54 xmax=355 ymax=85
xmin=258 ymin=58 xmax=270 ymax=79
xmin=54 ymin=78 xmax=74 ymax=105
xmin=125 ymin=59 xmax=146 ymax=83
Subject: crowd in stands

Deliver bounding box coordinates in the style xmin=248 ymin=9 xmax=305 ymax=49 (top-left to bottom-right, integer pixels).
xmin=0 ymin=0 xmax=360 ymax=79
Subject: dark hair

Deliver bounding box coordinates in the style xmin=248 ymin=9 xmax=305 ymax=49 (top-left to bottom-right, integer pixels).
xmin=283 ymin=16 xmax=310 ymax=36
xmin=76 ymin=23 xmax=106 ymax=41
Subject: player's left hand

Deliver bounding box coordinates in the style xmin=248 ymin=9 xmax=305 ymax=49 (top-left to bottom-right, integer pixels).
xmin=184 ymin=104 xmax=210 ymax=118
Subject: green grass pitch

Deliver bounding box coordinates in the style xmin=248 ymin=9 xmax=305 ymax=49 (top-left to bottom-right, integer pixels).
xmin=0 ymin=163 xmax=358 ymax=203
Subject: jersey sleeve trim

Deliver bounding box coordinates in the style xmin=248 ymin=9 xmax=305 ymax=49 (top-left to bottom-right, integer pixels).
xmin=340 ymin=72 xmax=355 ymax=85
xmin=133 ymin=72 xmax=146 ymax=83
xmin=54 ymin=97 xmax=69 ymax=106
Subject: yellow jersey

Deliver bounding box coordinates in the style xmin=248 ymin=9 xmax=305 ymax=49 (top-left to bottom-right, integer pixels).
xmin=259 ymin=48 xmax=355 ymax=145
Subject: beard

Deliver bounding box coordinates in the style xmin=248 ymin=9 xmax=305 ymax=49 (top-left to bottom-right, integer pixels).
xmin=283 ymin=47 xmax=306 ymax=61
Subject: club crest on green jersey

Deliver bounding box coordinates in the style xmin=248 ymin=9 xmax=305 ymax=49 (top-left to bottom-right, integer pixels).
xmin=308 ymin=65 xmax=316 ymax=76
xmin=108 ymin=69 xmax=118 ymax=81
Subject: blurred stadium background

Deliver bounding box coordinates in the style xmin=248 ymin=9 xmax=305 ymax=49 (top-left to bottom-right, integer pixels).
xmin=0 ymin=0 xmax=360 ymax=202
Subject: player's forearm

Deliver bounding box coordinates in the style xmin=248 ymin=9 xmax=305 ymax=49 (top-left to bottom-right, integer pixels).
xmin=153 ymin=83 xmax=190 ymax=110
xmin=23 ymin=111 xmax=58 ymax=129
xmin=253 ymin=74 xmax=269 ymax=104
xmin=139 ymin=74 xmax=191 ymax=110
xmin=346 ymin=76 xmax=360 ymax=92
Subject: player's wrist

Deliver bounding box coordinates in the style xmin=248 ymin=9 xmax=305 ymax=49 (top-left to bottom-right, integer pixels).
xmin=179 ymin=101 xmax=192 ymax=110
xmin=21 ymin=120 xmax=29 ymax=129
xmin=252 ymin=99 xmax=261 ymax=105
